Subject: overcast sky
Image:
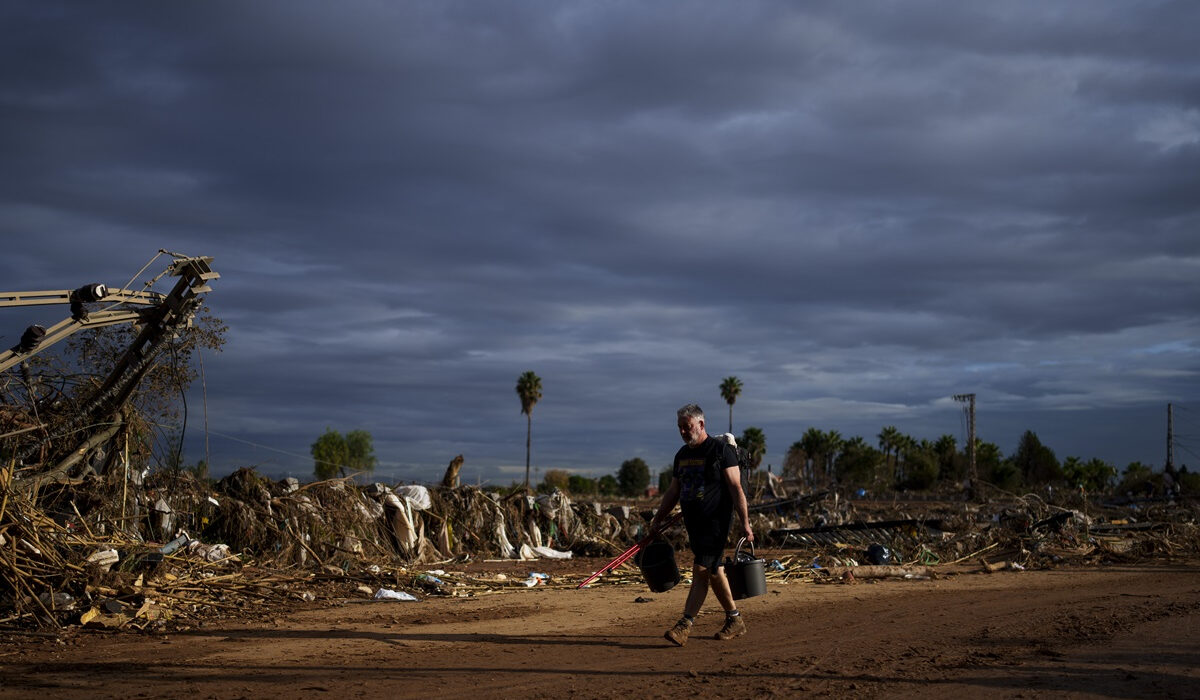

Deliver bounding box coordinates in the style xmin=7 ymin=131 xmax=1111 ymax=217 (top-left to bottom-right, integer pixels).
xmin=2 ymin=1 xmax=1198 ymax=484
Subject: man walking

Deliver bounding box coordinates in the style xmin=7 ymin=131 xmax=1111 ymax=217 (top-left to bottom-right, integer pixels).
xmin=650 ymin=403 xmax=753 ymax=646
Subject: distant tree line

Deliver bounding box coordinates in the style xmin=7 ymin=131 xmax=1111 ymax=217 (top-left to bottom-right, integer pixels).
xmin=531 ymin=423 xmax=1195 ymax=500
xmin=781 ymin=425 xmax=1197 ymax=496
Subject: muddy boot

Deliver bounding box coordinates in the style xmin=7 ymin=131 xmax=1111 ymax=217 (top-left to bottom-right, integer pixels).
xmin=714 ymin=613 xmax=746 ymax=640
xmin=664 ymin=617 xmax=693 ymax=647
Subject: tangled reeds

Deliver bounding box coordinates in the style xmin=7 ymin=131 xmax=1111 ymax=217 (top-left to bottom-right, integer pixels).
xmin=0 ymin=453 xmax=664 ymax=630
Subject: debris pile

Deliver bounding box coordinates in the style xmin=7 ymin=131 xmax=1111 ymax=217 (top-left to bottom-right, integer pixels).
xmin=762 ymin=486 xmax=1200 ymax=580
xmin=0 ymin=457 xmax=660 ymax=630
xmin=3 ymin=459 xmax=1198 ymax=630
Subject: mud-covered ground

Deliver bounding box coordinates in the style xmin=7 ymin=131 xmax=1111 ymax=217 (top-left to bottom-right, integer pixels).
xmin=2 ymin=557 xmax=1197 ymax=699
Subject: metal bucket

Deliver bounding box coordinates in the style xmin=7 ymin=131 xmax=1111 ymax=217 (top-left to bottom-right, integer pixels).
xmin=724 ymin=538 xmax=767 ymax=600
xmin=637 ymin=540 xmax=681 ymax=592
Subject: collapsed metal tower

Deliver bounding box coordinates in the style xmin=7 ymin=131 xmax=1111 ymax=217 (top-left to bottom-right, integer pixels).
xmin=1 ymin=254 xmax=218 ymax=488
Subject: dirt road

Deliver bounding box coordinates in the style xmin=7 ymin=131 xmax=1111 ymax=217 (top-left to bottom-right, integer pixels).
xmin=2 ymin=562 xmax=1197 ymax=699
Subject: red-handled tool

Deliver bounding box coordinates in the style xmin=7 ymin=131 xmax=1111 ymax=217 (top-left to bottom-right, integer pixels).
xmin=576 ymin=512 xmax=682 ymax=588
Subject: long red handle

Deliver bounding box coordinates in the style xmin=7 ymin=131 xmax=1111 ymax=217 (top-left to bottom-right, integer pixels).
xmin=577 ymin=512 xmax=682 ymax=588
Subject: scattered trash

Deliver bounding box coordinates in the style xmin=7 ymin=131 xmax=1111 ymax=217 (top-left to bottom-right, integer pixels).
xmin=86 ymin=548 xmax=120 ymax=572
xmin=373 ymin=588 xmax=418 ymax=602
xmin=188 ymin=541 xmax=231 ymax=562
xmin=38 ymin=591 xmax=75 ymax=611
xmin=159 ymin=532 xmax=191 ymax=555
xmin=531 ymin=546 xmax=573 ymax=559
xmin=396 ymin=485 xmax=432 ymax=511
xmin=865 ymin=543 xmax=892 ymax=566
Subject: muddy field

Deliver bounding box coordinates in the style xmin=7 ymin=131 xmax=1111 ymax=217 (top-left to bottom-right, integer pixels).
xmin=2 ymin=557 xmax=1197 ymax=699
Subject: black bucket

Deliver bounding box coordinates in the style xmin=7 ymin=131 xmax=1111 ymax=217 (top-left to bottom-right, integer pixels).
xmin=724 ymin=538 xmax=767 ymax=600
xmin=637 ymin=540 xmax=681 ymax=592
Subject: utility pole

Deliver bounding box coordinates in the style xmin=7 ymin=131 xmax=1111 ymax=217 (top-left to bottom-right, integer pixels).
xmin=953 ymin=393 xmax=977 ymax=489
xmin=1167 ymin=403 xmax=1175 ymax=473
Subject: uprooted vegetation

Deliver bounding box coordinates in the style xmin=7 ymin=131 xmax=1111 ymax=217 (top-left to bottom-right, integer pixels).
xmin=4 ymin=460 xmax=1197 ymax=632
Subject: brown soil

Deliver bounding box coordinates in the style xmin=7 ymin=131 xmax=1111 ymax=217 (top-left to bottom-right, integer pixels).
xmin=2 ymin=560 xmax=1198 ymax=699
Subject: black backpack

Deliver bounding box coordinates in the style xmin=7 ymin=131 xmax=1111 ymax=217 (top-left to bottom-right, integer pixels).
xmin=705 ymin=437 xmax=753 ymax=502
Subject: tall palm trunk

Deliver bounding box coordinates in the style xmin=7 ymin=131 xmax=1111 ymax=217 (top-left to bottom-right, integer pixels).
xmin=524 ymin=413 xmax=532 ymax=490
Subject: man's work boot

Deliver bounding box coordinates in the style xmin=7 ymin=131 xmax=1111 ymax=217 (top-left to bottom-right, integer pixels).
xmin=664 ymin=618 xmax=692 ymax=647
xmin=714 ymin=614 xmax=746 ymax=640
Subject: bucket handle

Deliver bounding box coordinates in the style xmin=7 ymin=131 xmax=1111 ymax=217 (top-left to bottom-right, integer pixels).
xmin=734 ymin=537 xmax=755 ymax=560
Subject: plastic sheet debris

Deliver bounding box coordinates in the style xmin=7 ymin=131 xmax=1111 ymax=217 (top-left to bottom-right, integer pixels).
xmin=374 ymin=588 xmax=418 ymax=602
xmin=395 ymin=485 xmax=432 ymax=511
xmin=531 ymin=546 xmax=573 ymax=559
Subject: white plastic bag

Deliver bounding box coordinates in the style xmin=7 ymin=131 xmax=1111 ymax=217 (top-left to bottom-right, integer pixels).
xmin=395 ymin=485 xmax=432 ymax=511
xmin=373 ymin=588 xmax=418 ymax=602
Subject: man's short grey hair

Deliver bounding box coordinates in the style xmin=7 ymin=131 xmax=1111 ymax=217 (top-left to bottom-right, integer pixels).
xmin=677 ymin=404 xmax=704 ymax=422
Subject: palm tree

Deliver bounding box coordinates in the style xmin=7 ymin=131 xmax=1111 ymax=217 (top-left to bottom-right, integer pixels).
xmin=934 ymin=434 xmax=958 ymax=480
xmin=738 ymin=426 xmax=767 ymax=468
xmin=820 ymin=429 xmax=844 ymax=483
xmin=800 ymin=427 xmax=825 ymax=486
xmin=895 ymin=433 xmax=917 ymax=484
xmin=877 ymin=425 xmax=901 ymax=481
xmin=738 ymin=426 xmax=767 ymax=499
xmin=515 ymin=371 xmax=543 ymax=491
xmin=719 ymin=376 xmax=743 ymax=433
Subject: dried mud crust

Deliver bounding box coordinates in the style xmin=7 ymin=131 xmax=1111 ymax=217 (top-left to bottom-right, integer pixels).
xmin=1 ymin=563 xmax=1198 ymax=699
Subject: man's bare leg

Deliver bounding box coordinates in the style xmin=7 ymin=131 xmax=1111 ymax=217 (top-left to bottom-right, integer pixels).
xmin=684 ymin=563 xmax=711 ymax=617
xmin=710 ymin=565 xmax=746 ymax=640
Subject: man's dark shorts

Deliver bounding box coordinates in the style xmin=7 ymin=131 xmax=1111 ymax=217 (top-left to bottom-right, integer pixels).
xmin=684 ymin=501 xmax=733 ymax=571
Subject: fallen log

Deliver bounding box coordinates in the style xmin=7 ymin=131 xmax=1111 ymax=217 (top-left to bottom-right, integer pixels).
xmin=819 ymin=565 xmax=933 ymax=580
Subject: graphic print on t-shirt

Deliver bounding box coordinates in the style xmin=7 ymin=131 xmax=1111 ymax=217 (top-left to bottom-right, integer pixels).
xmin=677 ymin=456 xmax=707 ymax=502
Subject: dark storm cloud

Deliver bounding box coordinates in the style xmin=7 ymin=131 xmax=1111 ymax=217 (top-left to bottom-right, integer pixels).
xmin=2 ymin=1 xmax=1198 ymax=481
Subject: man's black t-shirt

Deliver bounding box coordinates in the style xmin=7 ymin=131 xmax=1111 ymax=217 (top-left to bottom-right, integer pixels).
xmin=673 ymin=436 xmax=737 ymax=514
xmin=673 ymin=436 xmax=738 ymax=567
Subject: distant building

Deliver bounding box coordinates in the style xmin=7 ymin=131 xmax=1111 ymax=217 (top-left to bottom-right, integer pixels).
xmin=644 ymin=486 xmax=659 ymax=498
